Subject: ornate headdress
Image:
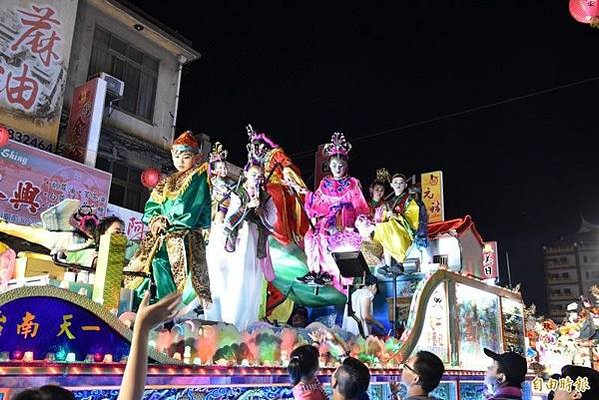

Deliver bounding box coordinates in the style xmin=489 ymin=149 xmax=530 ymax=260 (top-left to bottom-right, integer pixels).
xmin=323 ymin=132 xmax=352 ymax=158
xmin=172 ymin=130 xmax=200 ymax=154
xmin=209 ymin=142 xmax=228 ymax=164
xmin=246 ymin=124 xmax=279 ymax=149
xmin=370 ymin=168 xmax=390 ymax=189
xmin=246 ymin=136 xmax=270 ymax=170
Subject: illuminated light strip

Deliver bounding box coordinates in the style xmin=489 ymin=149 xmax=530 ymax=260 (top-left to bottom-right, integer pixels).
xmin=81 ymin=326 xmax=101 ymax=331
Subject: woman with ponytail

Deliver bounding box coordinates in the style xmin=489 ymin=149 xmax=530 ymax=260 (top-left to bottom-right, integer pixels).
xmin=287 ymin=345 xmax=328 ymax=400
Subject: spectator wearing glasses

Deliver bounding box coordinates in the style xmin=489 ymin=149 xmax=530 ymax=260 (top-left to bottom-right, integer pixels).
xmin=483 ymin=348 xmax=527 ymax=400
xmin=390 ymin=351 xmax=445 ymax=400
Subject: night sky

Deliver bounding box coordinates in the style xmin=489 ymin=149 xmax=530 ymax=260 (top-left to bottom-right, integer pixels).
xmin=130 ymin=1 xmax=599 ymax=314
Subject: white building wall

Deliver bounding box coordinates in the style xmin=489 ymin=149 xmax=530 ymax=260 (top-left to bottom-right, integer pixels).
xmin=64 ymin=0 xmax=183 ymax=150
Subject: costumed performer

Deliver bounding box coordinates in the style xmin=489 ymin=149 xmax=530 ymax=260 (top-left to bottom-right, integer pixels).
xmin=209 ymin=138 xmax=277 ymax=329
xmin=125 ymin=131 xmax=211 ymax=308
xmin=204 ymin=141 xmax=233 ymax=321
xmin=368 ymin=168 xmax=390 ymax=223
xmin=295 ymin=132 xmax=370 ymax=289
xmin=375 ymin=173 xmax=428 ymax=276
xmin=246 ymin=124 xmax=310 ymax=246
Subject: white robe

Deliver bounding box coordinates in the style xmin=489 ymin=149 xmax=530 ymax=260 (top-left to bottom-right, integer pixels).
xmin=205 ymin=192 xmax=276 ymax=330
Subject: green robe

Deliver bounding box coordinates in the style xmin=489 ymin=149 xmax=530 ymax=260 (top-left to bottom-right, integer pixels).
xmin=126 ymin=164 xmax=211 ymax=305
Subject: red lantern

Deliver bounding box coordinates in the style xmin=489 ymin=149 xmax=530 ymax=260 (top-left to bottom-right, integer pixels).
xmin=0 ymin=125 xmax=9 ymax=147
xmin=141 ymin=167 xmax=161 ymax=189
xmin=570 ymin=0 xmax=599 ymax=25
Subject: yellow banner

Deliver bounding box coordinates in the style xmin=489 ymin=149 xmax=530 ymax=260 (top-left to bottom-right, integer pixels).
xmin=420 ymin=171 xmax=444 ymax=223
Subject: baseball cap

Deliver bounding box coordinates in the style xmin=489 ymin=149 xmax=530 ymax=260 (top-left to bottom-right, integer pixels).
xmin=484 ymin=348 xmax=527 ymax=384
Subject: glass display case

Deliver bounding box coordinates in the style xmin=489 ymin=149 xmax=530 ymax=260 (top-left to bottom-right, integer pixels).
xmin=455 ymin=284 xmax=502 ymax=369
xmin=501 ymin=297 xmax=526 ymax=355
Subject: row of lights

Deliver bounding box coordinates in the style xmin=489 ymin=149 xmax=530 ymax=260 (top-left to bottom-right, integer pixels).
xmin=0 ymin=351 xmax=120 ymax=363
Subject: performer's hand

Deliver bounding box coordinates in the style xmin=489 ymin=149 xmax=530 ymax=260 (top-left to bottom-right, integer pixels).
xmin=150 ymin=217 xmax=167 ymax=235
xmin=136 ymin=291 xmax=181 ymax=332
xmin=247 ymin=198 xmax=260 ymax=209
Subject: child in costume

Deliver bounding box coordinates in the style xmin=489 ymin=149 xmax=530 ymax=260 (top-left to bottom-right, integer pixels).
xmin=207 ymin=138 xmax=277 ymax=329
xmin=375 ymin=173 xmax=427 ymax=276
xmin=295 ymin=132 xmax=370 ymax=289
xmin=126 ymin=131 xmax=211 ymax=308
xmin=205 ymin=142 xmax=233 ymax=322
xmin=246 ymin=125 xmax=310 ymax=246
xmin=367 ymin=168 xmax=390 ymax=223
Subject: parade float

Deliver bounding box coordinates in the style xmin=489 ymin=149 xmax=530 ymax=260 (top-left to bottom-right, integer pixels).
xmin=0 ymin=138 xmax=533 ymax=400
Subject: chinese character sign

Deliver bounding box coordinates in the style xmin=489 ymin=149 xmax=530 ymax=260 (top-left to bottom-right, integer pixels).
xmin=0 ymin=139 xmax=111 ymax=225
xmin=420 ymin=171 xmax=444 ymax=223
xmin=482 ymin=241 xmax=499 ymax=279
xmin=0 ymin=289 xmax=131 ymax=362
xmin=64 ymin=78 xmax=106 ymax=166
xmin=105 ymin=204 xmax=147 ymax=241
xmin=0 ymin=1 xmax=78 ymax=150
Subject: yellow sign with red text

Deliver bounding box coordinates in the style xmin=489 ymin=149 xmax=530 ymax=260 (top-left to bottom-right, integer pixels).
xmin=420 ymin=171 xmax=444 ymax=223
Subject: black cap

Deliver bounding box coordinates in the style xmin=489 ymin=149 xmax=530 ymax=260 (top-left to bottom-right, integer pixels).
xmin=484 ymin=348 xmax=527 ymax=384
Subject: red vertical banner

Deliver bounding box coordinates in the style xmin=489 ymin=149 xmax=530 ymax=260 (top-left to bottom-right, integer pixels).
xmin=313 ymin=144 xmax=329 ymax=189
xmin=482 ymin=241 xmax=499 ymax=279
xmin=65 ymin=78 xmax=106 ymax=166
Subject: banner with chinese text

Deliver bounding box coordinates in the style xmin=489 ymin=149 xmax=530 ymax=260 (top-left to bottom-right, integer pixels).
xmin=64 ymin=78 xmax=106 ymax=166
xmin=0 ymin=0 xmax=79 ymax=152
xmin=420 ymin=170 xmax=444 ymax=223
xmin=0 ymin=287 xmax=131 ymax=362
xmin=106 ymin=204 xmax=147 ymax=242
xmin=0 ymin=139 xmax=111 ymax=225
xmin=482 ymin=241 xmax=499 ymax=280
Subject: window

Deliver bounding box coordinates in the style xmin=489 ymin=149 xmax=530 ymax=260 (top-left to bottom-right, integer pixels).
xmin=96 ymin=155 xmax=149 ymax=212
xmin=88 ymin=26 xmax=159 ymax=122
xmin=564 ymin=288 xmax=571 ymax=295
xmin=561 ymin=272 xmax=570 ymax=279
xmin=583 ymin=255 xmax=589 ymax=263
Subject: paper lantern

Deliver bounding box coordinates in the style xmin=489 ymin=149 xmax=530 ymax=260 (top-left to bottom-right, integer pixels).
xmin=570 ymin=0 xmax=599 ymax=25
xmin=141 ymin=167 xmax=161 ymax=188
xmin=0 ymin=126 xmax=9 ymax=147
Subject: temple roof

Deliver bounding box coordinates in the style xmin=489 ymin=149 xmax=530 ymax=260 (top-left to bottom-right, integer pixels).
xmin=427 ymin=215 xmax=484 ymax=245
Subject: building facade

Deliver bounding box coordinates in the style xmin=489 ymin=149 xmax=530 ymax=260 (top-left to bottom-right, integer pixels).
xmin=60 ymin=0 xmax=202 ymax=212
xmin=544 ymin=217 xmax=599 ymax=320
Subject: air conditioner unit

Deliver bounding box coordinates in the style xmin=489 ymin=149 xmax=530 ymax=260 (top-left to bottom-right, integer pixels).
xmin=99 ymin=72 xmax=125 ymax=98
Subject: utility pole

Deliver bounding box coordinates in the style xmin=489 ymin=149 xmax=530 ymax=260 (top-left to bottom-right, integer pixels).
xmin=506 ymin=251 xmax=513 ymax=289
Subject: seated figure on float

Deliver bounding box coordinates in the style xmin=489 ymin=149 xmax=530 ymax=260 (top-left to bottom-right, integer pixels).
xmin=246 ymin=124 xmax=310 ymax=247
xmin=125 ymin=131 xmax=212 ymax=309
xmin=374 ymin=173 xmax=427 ymax=276
xmin=368 ymin=168 xmax=390 ymax=223
xmin=206 ymin=138 xmax=277 ymax=329
xmin=0 ymin=199 xmax=123 ymax=269
xmin=294 ymin=132 xmax=370 ymax=289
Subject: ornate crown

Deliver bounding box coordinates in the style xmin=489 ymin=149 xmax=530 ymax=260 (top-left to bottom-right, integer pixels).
xmin=375 ymin=168 xmax=391 ymax=184
xmin=172 ymin=130 xmax=200 ymax=154
xmin=246 ymin=124 xmax=279 ymax=149
xmin=246 ymin=139 xmax=270 ymax=169
xmin=323 ymin=132 xmax=352 ymax=158
xmin=209 ymin=142 xmax=228 ymax=164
